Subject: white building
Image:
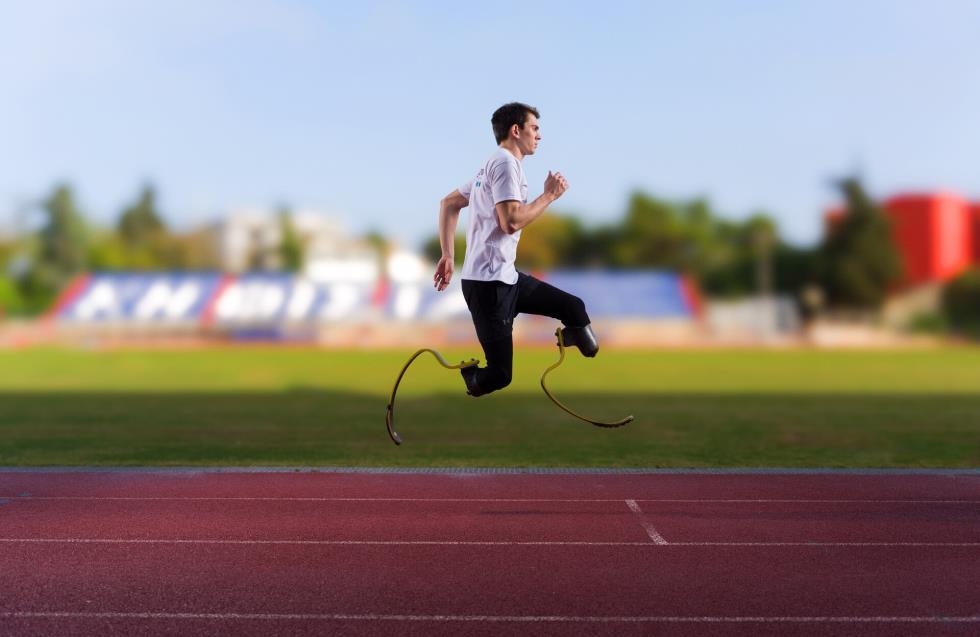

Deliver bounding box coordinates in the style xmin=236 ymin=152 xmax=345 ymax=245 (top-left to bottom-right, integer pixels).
xmin=209 ymin=208 xmax=379 ymax=276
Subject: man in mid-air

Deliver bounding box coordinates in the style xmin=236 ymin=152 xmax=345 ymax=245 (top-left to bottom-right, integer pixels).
xmin=433 ymin=102 xmax=599 ymax=397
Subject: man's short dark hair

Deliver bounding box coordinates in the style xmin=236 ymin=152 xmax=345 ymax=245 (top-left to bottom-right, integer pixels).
xmin=491 ymin=102 xmax=540 ymax=144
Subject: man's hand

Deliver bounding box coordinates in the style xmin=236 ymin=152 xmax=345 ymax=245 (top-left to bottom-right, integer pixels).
xmin=544 ymin=170 xmax=569 ymax=201
xmin=434 ymin=255 xmax=454 ymax=291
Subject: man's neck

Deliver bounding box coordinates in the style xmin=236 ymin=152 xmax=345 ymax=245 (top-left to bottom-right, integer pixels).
xmin=499 ymin=140 xmax=523 ymax=161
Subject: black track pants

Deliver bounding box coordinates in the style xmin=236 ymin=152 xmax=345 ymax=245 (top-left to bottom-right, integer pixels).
xmin=461 ymin=272 xmax=590 ymax=394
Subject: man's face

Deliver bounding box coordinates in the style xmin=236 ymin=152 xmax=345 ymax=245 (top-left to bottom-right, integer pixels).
xmin=514 ymin=113 xmax=541 ymax=155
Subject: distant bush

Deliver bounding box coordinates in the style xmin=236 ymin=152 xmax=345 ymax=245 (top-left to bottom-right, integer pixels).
xmin=942 ymin=268 xmax=980 ymax=337
xmin=905 ymin=311 xmax=947 ymax=335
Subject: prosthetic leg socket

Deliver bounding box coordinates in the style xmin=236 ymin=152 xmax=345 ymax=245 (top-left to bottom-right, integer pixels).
xmin=460 ymin=365 xmax=487 ymax=397
xmin=558 ymin=324 xmax=599 ymax=357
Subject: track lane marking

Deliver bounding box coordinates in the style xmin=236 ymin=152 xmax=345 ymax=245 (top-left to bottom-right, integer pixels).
xmin=0 ymin=538 xmax=651 ymax=546
xmin=2 ymin=612 xmax=979 ymax=623
xmin=4 ymin=496 xmax=979 ymax=504
xmin=625 ymin=499 xmax=669 ymax=545
xmin=2 ymin=538 xmax=978 ymax=546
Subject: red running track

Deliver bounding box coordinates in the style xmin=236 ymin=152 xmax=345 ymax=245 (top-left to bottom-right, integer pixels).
xmin=0 ymin=469 xmax=977 ymax=636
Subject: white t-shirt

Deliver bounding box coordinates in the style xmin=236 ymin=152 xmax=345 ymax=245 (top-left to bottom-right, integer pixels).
xmin=458 ymin=148 xmax=528 ymax=284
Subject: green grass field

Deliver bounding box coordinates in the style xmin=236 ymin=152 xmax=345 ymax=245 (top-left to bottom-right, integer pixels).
xmin=1 ymin=347 xmax=979 ymax=467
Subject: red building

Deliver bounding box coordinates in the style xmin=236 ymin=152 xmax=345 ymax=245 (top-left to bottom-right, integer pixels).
xmin=972 ymin=203 xmax=980 ymax=264
xmin=884 ymin=193 xmax=973 ymax=287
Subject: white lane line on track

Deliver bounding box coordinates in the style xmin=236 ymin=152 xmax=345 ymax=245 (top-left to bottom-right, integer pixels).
xmin=1 ymin=538 xmax=978 ymax=546
xmin=8 ymin=496 xmax=980 ymax=503
xmin=625 ymin=499 xmax=669 ymax=545
xmin=667 ymin=542 xmax=980 ymax=547
xmin=5 ymin=496 xmax=980 ymax=503
xmin=0 ymin=539 xmax=651 ymax=546
xmin=3 ymin=612 xmax=979 ymax=623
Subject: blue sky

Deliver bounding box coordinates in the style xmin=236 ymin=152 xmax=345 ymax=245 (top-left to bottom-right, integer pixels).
xmin=2 ymin=0 xmax=978 ymax=249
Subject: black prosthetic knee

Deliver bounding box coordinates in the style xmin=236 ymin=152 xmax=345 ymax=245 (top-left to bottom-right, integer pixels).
xmin=559 ymin=324 xmax=599 ymax=358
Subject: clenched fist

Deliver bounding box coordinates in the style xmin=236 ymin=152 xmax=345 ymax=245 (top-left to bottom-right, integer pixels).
xmin=544 ymin=171 xmax=569 ymax=201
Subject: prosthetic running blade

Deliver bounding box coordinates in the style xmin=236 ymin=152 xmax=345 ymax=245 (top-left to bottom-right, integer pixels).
xmin=540 ymin=328 xmax=634 ymax=428
xmin=386 ymin=348 xmax=480 ymax=445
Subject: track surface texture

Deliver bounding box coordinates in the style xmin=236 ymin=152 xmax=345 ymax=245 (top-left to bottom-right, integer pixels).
xmin=0 ymin=469 xmax=977 ymax=636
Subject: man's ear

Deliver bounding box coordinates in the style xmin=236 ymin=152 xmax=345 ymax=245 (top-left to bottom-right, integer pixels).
xmin=511 ymin=123 xmax=520 ymax=139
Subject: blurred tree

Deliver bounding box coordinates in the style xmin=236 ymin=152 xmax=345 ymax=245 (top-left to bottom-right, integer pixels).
xmin=773 ymin=242 xmax=818 ymax=296
xmin=613 ymin=193 xmax=688 ymax=269
xmin=39 ymin=183 xmax=88 ymax=277
xmin=613 ymin=194 xmax=744 ymax=280
xmin=679 ymin=198 xmax=734 ymax=277
xmin=699 ymin=216 xmax=755 ymax=298
xmin=277 ymin=207 xmax=304 ymax=272
xmin=118 ymin=184 xmax=165 ymax=247
xmin=20 ymin=183 xmax=88 ymax=308
xmin=565 ymin=224 xmax=617 ymax=268
xmin=90 ymin=184 xmax=175 ymax=270
xmin=88 ymin=233 xmax=134 ymax=270
xmin=614 ymin=193 xmax=762 ymax=297
xmin=942 ymin=268 xmax=980 ymax=336
xmin=816 ymin=177 xmax=902 ymax=309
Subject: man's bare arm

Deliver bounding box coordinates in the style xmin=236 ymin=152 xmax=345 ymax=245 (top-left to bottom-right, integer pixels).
xmin=495 ymin=170 xmax=568 ymax=235
xmin=434 ymin=189 xmax=468 ymax=291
